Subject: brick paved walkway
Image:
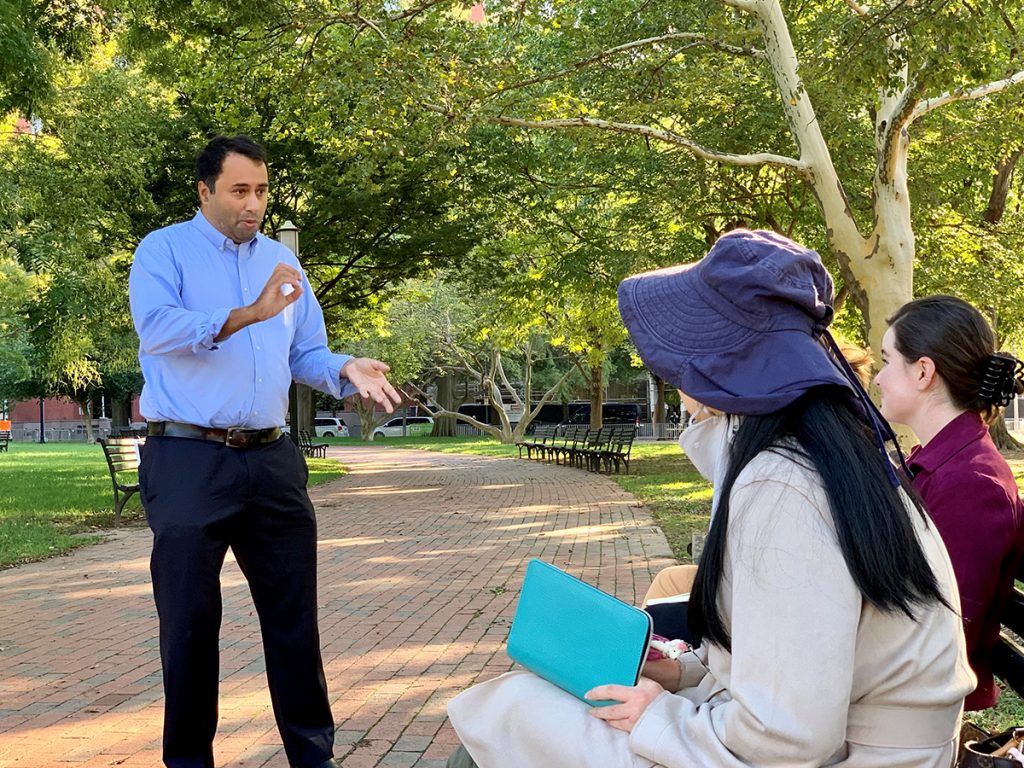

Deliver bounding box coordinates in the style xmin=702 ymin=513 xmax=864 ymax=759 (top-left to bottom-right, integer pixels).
xmin=0 ymin=446 xmax=675 ymax=768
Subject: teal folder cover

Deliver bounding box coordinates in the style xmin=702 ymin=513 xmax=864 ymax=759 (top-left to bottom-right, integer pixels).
xmin=506 ymin=559 xmax=653 ymax=706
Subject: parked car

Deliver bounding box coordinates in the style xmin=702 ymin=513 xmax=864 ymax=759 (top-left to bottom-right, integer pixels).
xmin=313 ymin=417 xmax=349 ymax=438
xmin=372 ymin=416 xmax=433 ymax=438
xmin=283 ymin=418 xmax=350 ymax=438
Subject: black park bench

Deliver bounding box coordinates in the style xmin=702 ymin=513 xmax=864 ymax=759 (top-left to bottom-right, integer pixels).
xmin=0 ymin=429 xmax=10 ymax=453
xmin=98 ymin=436 xmax=145 ymax=525
xmin=298 ymin=430 xmax=328 ymax=459
xmin=990 ymin=554 xmax=1024 ymax=700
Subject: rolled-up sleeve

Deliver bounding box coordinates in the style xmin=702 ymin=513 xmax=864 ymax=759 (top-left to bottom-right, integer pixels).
xmin=129 ymin=233 xmax=230 ymax=356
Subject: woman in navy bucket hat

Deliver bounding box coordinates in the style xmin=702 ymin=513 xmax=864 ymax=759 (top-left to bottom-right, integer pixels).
xmin=617 ymin=229 xmax=851 ymax=415
xmin=444 ymin=230 xmax=973 ymax=768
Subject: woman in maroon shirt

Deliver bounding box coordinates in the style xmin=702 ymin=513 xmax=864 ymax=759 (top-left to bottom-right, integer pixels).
xmin=876 ymin=295 xmax=1024 ymax=710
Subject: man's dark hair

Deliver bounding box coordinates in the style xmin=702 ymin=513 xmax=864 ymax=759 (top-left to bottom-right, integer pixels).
xmin=689 ymin=386 xmax=950 ymax=650
xmin=195 ymin=135 xmax=267 ymax=192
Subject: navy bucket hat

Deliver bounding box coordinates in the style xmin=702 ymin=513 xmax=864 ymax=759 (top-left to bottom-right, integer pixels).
xmin=617 ymin=229 xmax=853 ymax=416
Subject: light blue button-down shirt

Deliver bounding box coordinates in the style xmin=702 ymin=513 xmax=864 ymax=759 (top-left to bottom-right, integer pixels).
xmin=129 ymin=211 xmax=358 ymax=429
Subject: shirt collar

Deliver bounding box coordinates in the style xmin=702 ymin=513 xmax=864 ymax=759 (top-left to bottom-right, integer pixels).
xmin=907 ymin=411 xmax=987 ymax=476
xmin=190 ymin=210 xmax=258 ymax=253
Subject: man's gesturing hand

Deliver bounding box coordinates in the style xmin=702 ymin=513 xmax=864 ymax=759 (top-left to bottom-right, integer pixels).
xmin=215 ymin=263 xmax=304 ymax=342
xmin=253 ymin=263 xmax=303 ymax=320
xmin=341 ymin=358 xmax=403 ymax=413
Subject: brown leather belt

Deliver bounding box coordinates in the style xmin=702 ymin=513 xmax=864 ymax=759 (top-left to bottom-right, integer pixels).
xmin=147 ymin=421 xmax=283 ymax=449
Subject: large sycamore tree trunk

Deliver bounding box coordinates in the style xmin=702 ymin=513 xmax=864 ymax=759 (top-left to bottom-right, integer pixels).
xmin=750 ymin=0 xmax=912 ymax=359
xmin=484 ymin=0 xmax=1024 ymax=374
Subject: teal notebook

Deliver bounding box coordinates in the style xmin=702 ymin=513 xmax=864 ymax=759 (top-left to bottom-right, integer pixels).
xmin=506 ymin=559 xmax=653 ymax=707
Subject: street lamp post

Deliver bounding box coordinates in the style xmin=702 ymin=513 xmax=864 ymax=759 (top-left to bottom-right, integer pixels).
xmin=277 ymin=221 xmax=305 ymax=446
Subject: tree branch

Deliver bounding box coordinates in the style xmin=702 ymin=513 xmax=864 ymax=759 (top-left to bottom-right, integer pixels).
xmin=486 ymin=32 xmax=765 ymax=98
xmin=912 ymin=70 xmax=1024 ymax=122
xmin=404 ymin=382 xmax=505 ymax=440
xmin=878 ymin=77 xmax=925 ymax=184
xmin=721 ymin=0 xmax=757 ymax=11
xmin=843 ymin=0 xmax=870 ymax=16
xmin=487 ymin=115 xmax=810 ymax=174
xmin=388 ymin=0 xmax=452 ymax=22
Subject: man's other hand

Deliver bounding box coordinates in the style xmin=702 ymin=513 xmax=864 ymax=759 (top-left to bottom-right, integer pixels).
xmin=341 ymin=358 xmax=403 ymax=413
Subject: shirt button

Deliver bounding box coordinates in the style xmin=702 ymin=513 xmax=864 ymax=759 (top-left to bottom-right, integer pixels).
xmin=258 ymin=378 xmax=262 ymax=383
xmin=255 ymin=346 xmax=260 ymax=351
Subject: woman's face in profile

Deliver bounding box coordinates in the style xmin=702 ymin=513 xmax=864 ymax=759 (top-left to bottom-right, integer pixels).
xmin=874 ymin=327 xmax=921 ymax=425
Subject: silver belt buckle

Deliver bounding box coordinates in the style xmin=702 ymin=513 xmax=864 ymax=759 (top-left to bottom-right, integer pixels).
xmin=224 ymin=428 xmax=256 ymax=448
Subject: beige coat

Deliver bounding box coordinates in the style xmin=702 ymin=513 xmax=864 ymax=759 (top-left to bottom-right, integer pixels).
xmin=447 ymin=450 xmax=974 ymax=767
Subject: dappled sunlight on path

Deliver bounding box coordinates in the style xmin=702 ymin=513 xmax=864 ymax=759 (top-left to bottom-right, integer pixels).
xmin=0 ymin=445 xmax=673 ymax=767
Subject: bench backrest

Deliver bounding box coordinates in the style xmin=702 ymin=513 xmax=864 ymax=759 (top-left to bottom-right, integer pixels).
xmin=567 ymin=425 xmax=588 ymax=446
xmin=992 ymin=551 xmax=1024 ymax=699
xmin=534 ymin=424 xmax=557 ymax=443
xmin=583 ymin=426 xmax=612 ymax=448
xmin=0 ymin=430 xmax=10 ymax=440
xmin=607 ymin=424 xmax=637 ymax=449
xmin=99 ymin=437 xmax=144 ymax=475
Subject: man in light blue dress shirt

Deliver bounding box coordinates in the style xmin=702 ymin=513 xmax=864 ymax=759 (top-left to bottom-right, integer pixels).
xmin=129 ymin=135 xmax=401 ymax=768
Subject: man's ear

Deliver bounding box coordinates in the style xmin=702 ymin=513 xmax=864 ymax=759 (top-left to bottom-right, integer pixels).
xmin=197 ymin=180 xmax=210 ymax=205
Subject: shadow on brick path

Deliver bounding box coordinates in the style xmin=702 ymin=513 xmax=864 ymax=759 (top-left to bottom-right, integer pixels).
xmin=0 ymin=446 xmax=674 ymax=767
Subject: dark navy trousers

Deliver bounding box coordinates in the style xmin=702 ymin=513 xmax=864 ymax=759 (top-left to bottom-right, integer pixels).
xmin=140 ymin=435 xmax=334 ymax=768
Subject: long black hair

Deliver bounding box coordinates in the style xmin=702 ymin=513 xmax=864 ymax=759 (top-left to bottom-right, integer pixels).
xmin=688 ymin=385 xmax=950 ymax=650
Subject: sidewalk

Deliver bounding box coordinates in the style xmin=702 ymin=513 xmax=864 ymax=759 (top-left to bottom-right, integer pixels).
xmin=0 ymin=446 xmax=675 ymax=767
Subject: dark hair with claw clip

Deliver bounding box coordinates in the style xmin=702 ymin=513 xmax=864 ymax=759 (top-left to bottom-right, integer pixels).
xmin=888 ymin=296 xmax=1024 ymax=421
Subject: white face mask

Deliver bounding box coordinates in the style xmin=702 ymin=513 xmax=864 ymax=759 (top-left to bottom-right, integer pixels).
xmin=679 ymin=408 xmax=739 ymax=519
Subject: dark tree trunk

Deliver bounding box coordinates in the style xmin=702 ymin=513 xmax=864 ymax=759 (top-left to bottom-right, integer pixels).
xmin=432 ymin=374 xmax=458 ymax=437
xmin=653 ymin=375 xmax=666 ymax=439
xmin=983 ymin=148 xmax=1023 ymax=225
xmin=590 ymin=365 xmax=603 ymax=430
xmin=111 ymin=398 xmax=132 ymax=429
xmin=990 ymin=416 xmax=1023 ymax=452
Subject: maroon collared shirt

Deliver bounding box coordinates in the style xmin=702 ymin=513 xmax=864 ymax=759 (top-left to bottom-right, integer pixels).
xmin=908 ymin=411 xmax=1024 ymax=710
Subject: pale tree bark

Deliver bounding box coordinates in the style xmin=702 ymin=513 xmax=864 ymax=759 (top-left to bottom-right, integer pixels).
xmin=353 ymin=396 xmax=393 ymax=441
xmin=410 ymin=340 xmax=579 ymax=443
xmin=76 ymin=397 xmax=94 ymax=442
xmin=461 ymin=0 xmax=1024 ymax=371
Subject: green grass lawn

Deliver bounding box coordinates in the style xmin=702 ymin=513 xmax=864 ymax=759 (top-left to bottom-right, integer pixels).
xmin=0 ymin=441 xmax=345 ymax=569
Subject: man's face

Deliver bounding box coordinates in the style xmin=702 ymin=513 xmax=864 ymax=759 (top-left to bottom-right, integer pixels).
xmin=198 ymin=152 xmax=269 ymax=244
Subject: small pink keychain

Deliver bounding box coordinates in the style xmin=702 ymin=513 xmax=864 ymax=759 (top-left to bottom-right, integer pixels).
xmin=647 ymin=634 xmax=689 ymax=661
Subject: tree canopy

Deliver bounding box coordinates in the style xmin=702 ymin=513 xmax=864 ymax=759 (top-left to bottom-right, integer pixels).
xmin=2 ymin=0 xmax=1023 ymax=421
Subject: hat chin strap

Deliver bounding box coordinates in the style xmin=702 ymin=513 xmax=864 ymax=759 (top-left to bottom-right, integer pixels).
xmin=821 ymin=331 xmax=911 ymax=488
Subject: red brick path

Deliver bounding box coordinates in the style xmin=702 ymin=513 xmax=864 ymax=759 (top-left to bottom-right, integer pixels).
xmin=0 ymin=447 xmax=675 ymax=767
